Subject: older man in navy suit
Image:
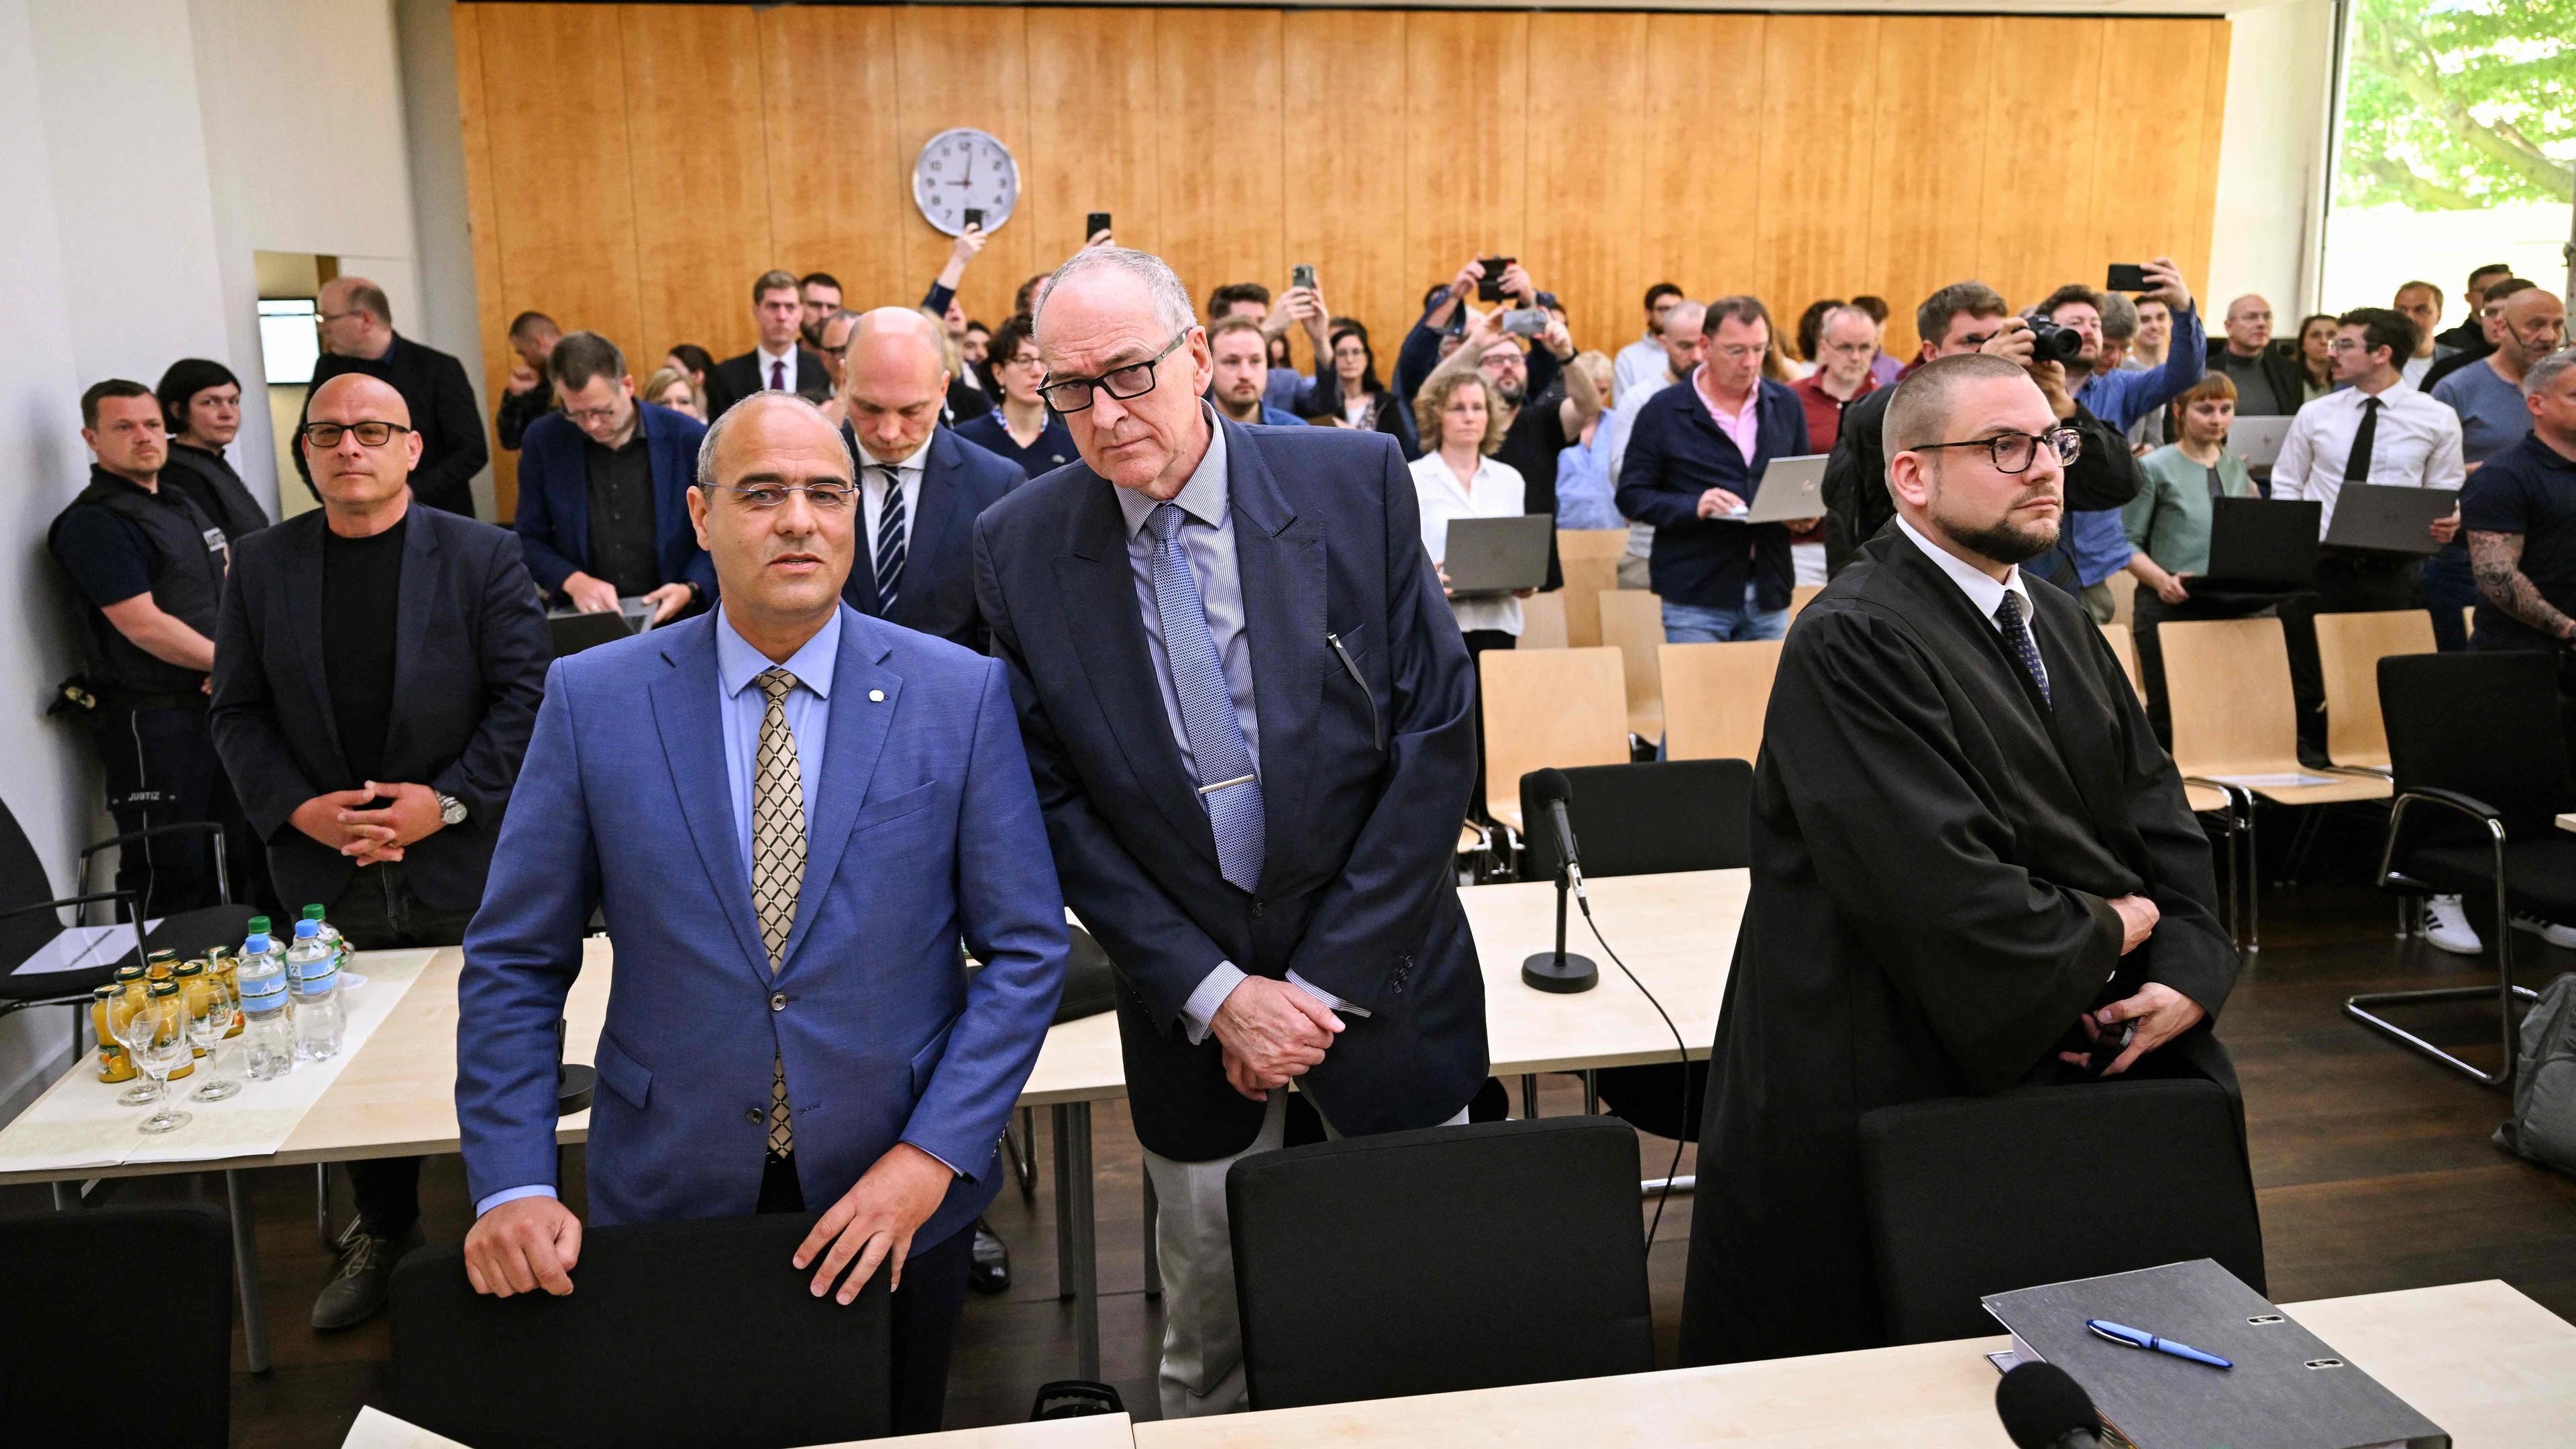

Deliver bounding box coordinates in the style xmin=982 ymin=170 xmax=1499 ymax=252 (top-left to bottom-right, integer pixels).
xmin=458 ymin=392 xmax=1067 ymax=1434
xmin=512 ymin=331 xmax=716 ymax=622
xmin=973 ymin=248 xmax=1487 ymax=1417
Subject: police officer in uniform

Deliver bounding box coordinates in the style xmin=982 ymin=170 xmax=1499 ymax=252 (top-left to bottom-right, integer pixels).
xmin=47 ymin=380 xmax=262 ymax=916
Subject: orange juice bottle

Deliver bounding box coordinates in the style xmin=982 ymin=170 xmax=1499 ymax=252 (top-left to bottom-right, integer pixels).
xmin=206 ymin=947 xmax=243 ymax=1038
xmin=175 ymin=961 xmax=213 ymax=1056
xmin=91 ymin=985 xmax=136 ymax=1082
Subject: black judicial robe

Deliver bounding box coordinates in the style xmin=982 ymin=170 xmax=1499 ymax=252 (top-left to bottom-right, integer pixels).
xmin=1677 ymin=523 xmax=2244 ymax=1367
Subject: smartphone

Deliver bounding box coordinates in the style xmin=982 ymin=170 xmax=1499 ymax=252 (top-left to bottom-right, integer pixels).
xmin=1291 ymin=264 xmax=1317 ymax=293
xmin=1086 ymin=211 xmax=1112 ymax=238
xmin=1500 ymin=308 xmax=1546 ymax=337
xmin=2105 ymin=263 xmax=2149 ymax=293
xmin=962 ymin=207 xmax=984 ymax=230
xmin=1477 ymin=256 xmax=1515 ymax=303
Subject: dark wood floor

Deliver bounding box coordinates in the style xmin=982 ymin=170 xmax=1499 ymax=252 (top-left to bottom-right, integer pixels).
xmin=10 ymin=875 xmax=2576 ymax=1446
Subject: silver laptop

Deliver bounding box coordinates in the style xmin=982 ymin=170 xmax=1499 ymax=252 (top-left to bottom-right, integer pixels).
xmin=1743 ymin=453 xmax=1829 ymax=524
xmin=2323 ymin=484 xmax=2459 ymax=556
xmin=2224 ymin=415 xmax=2295 ymax=470
xmin=1441 ymin=515 xmax=1554 ymax=595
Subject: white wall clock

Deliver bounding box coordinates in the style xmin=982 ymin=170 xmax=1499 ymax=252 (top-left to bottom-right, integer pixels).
xmin=912 ymin=127 xmax=1019 ymax=237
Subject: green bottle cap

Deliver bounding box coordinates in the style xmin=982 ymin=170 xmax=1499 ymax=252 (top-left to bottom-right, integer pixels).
xmin=247 ymin=915 xmax=271 ymax=934
xmin=302 ymin=904 xmax=326 ymax=920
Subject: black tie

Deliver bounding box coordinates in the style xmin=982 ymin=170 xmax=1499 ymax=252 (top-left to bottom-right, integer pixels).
xmin=2343 ymin=396 xmax=2381 ymax=484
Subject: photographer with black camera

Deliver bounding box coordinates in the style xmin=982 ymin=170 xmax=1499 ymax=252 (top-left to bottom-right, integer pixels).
xmin=1823 ymin=280 xmax=2142 ymax=576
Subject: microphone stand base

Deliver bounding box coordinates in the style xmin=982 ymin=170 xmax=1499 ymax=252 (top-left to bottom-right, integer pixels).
xmin=1521 ymin=951 xmax=1599 ymax=994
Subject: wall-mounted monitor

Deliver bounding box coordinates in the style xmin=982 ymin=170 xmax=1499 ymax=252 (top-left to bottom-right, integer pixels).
xmin=258 ymin=298 xmax=320 ymax=385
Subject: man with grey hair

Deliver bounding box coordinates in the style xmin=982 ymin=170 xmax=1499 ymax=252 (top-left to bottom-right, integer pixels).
xmin=974 ymin=246 xmax=1486 ymax=1416
xmin=1680 ymin=352 xmax=2241 ymax=1366
xmin=296 ymin=274 xmax=488 ymax=517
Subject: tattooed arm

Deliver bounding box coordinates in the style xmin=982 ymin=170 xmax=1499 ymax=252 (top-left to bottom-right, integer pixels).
xmin=2468 ymin=529 xmax=2576 ymax=643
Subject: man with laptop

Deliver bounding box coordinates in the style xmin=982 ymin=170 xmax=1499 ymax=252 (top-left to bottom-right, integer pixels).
xmin=2271 ymin=307 xmax=2465 ymax=764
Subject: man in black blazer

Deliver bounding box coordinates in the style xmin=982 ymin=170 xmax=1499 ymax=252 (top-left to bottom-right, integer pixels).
xmin=212 ymin=373 xmax=550 ymax=1332
xmin=513 ymin=331 xmax=715 ymax=621
xmin=837 ymin=309 xmax=1021 ymax=653
xmin=973 ymin=248 xmax=1487 ymax=1417
xmin=295 ymin=276 xmax=488 ymax=518
xmin=706 ymin=269 xmax=832 ymax=421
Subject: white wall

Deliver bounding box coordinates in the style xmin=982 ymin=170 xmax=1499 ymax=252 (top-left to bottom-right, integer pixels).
xmin=2208 ymin=0 xmax=2337 ymax=319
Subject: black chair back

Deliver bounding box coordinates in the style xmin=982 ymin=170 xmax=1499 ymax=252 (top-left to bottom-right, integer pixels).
xmin=1517 ymin=759 xmax=1752 ymax=882
xmin=0 ymin=1203 xmax=233 ymax=1446
xmin=0 ymin=796 xmax=65 ymax=973
xmin=2379 ymin=651 xmax=2574 ymax=839
xmin=1228 ymin=1117 xmax=1652 ymax=1409
xmin=392 ymin=1213 xmax=891 ymax=1448
xmin=1860 ymin=1077 xmax=2264 ymax=1345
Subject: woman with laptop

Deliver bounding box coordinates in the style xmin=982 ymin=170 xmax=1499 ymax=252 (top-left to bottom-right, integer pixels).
xmin=1411 ymin=368 xmax=1537 ymax=817
xmin=2123 ymin=373 xmax=2267 ymax=743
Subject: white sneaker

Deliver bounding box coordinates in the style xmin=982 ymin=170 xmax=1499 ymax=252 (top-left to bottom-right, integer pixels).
xmin=2422 ymin=895 xmax=2483 ymax=955
xmin=2510 ymin=914 xmax=2576 ymax=950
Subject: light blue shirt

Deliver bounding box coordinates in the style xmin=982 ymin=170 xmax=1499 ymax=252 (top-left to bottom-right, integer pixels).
xmin=2049 ymin=304 xmax=2212 ymax=587
xmin=1554 ymin=430 xmax=1624 ymax=530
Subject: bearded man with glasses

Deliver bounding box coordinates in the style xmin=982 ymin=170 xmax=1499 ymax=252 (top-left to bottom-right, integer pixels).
xmin=1678 ymin=352 xmax=2244 ymax=1368
xmin=211 ymin=372 xmax=551 ymax=1330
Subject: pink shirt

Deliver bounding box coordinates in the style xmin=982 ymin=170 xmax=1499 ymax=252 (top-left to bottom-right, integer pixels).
xmin=1695 ymin=366 xmax=1760 ymax=465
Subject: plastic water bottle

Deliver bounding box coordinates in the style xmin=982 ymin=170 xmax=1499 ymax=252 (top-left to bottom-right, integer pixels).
xmin=236 ymin=924 xmax=294 ymax=1081
xmin=301 ymin=902 xmax=347 ymax=978
xmin=287 ymin=919 xmax=345 ymax=1062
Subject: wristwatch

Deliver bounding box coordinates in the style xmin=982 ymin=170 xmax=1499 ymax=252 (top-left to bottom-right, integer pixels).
xmin=435 ymin=791 xmax=468 ymax=826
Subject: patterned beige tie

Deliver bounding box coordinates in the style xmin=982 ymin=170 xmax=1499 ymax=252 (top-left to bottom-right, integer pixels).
xmin=753 ymin=667 xmax=807 ymax=1157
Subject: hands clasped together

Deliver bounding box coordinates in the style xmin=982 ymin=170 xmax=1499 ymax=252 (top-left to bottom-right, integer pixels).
xmin=1211 ymin=973 xmax=1344 ymax=1102
xmin=2058 ymin=894 xmax=2206 ymax=1077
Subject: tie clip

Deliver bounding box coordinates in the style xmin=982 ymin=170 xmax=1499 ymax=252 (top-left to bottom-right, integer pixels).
xmin=1197 ymin=773 xmax=1256 ymax=795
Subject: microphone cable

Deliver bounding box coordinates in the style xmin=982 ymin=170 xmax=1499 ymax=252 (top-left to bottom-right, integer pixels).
xmin=1572 ymin=882 xmax=1693 ymax=1252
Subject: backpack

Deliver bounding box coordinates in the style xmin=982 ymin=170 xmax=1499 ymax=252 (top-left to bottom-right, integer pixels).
xmin=2493 ymin=970 xmax=2576 ymax=1177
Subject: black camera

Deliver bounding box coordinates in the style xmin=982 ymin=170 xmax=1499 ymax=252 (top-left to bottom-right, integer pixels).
xmin=2024 ymin=317 xmax=2087 ymax=362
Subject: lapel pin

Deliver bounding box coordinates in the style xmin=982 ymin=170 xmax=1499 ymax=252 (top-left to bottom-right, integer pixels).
xmin=869 ymin=689 xmax=885 ymax=702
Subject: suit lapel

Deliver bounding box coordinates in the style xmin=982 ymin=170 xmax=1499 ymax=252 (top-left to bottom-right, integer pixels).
xmin=896 ymin=431 xmax=969 ymax=630
xmin=1225 ymin=425 xmax=1322 ymax=888
xmin=282 ymin=517 xmax=350 ymax=782
xmin=551 ymin=429 xmax=592 ymax=574
xmin=779 ymin=609 xmax=896 ymax=976
xmin=2026 ymin=594 xmax=2148 ymax=866
xmin=837 ymin=424 xmax=889 ymax=619
xmin=1876 ymin=537 xmax=2091 ymax=796
xmin=382 ymin=511 xmax=440 ymax=773
xmin=646 ymin=619 xmax=771 ymax=987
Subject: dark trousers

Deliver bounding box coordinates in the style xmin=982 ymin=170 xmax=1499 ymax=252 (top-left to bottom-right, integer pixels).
xmin=2421 ymin=545 xmax=2478 ymax=651
xmin=2132 ymin=590 xmax=2277 ymax=749
xmin=757 ymin=1154 xmax=973 ymax=1436
xmin=1462 ymin=629 xmax=1517 ymax=822
xmin=89 ymin=703 xmax=266 ymax=918
xmin=2279 ymin=553 xmax=2422 ymax=755
xmin=329 ymin=861 xmax=478 ymax=1238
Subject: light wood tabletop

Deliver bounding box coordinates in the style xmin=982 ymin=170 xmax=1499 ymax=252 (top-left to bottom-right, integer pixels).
xmin=1130 ymin=1280 xmax=2573 ymax=1448
xmin=2559 ymin=812 xmax=2574 ymax=834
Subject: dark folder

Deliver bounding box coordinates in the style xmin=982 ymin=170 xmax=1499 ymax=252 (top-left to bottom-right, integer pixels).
xmin=547 ymin=608 xmax=638 ymax=657
xmin=2198 ymin=497 xmax=2320 ymax=592
xmin=1985 ymin=1258 xmax=2448 ymax=1448
xmin=2323 ymin=483 xmax=2460 ymax=556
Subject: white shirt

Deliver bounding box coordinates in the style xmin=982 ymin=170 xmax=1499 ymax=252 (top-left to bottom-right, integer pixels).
xmin=756 ymin=342 xmax=798 ymax=392
xmin=1896 ymin=513 xmax=2039 ymax=641
xmin=2271 ymin=381 xmax=2465 ymax=537
xmin=1409 ymin=450 xmax=1529 ymax=637
xmin=855 ymin=432 xmax=933 ymax=555
xmin=1614 ymin=336 xmax=1670 ymax=402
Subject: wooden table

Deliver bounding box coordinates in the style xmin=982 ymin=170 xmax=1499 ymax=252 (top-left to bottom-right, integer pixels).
xmin=341 ymin=1405 xmax=1136 ymax=1449
xmin=1131 ymin=1281 xmax=2575 ymax=1448
xmin=2558 ymin=812 xmax=2574 ymax=833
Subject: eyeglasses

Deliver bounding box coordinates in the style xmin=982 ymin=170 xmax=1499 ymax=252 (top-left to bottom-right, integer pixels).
xmin=1709 ymin=344 xmax=1766 ymax=362
xmin=316 ymin=310 xmax=368 ymax=327
xmin=719 ymin=482 xmax=859 ymax=511
xmin=300 ymin=421 xmax=411 ymax=449
xmin=564 ymin=403 xmax=625 ymax=425
xmin=1912 ymin=428 xmax=2082 ymax=474
xmin=1038 ymin=330 xmax=1189 ymax=414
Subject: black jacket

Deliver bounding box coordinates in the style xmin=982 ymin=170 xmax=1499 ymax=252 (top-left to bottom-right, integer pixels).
xmin=295 ymin=334 xmax=488 ymax=519
xmin=160 ymin=443 xmax=270 ymax=543
xmin=210 ymin=506 xmax=550 ymax=914
xmin=2203 ymin=337 xmax=2305 ymax=417
xmin=494 ymin=377 xmax=555 ymax=451
xmin=839 ymin=425 xmax=1022 ymax=653
xmin=48 ymin=468 xmax=230 ymax=696
xmin=706 ymin=348 xmax=830 ymax=420
xmin=1822 ymin=386 xmax=2143 ymax=576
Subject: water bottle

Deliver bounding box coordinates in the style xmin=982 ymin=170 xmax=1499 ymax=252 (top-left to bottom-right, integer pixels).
xmin=287 ymin=919 xmax=345 ymax=1063
xmin=301 ymin=902 xmax=348 ymax=978
xmin=236 ymin=925 xmax=294 ymax=1081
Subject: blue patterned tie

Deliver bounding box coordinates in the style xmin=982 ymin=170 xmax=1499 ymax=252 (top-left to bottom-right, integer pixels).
xmin=1995 ymin=589 xmax=2051 ymax=706
xmin=872 ymin=466 xmax=907 ymax=614
xmin=1147 ymin=503 xmax=1265 ymax=892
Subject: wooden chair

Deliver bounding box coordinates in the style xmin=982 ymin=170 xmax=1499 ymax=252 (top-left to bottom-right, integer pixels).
xmin=2161 ymin=616 xmax=2392 ymax=953
xmin=1556 ymin=530 xmax=1627 ymax=648
xmin=2106 ymin=570 xmax=2138 ymax=626
xmin=1595 ymin=589 xmax=1666 ymax=743
xmin=1518 ymin=590 xmax=1569 ymax=650
xmin=1478 ymin=646 xmax=1629 ymax=832
xmin=1660 ymin=641 xmax=1786 ymax=765
xmin=2316 ymin=610 xmax=2436 ymax=775
xmin=2098 ymin=623 xmax=2141 ymax=702
xmin=1790 ymin=584 xmax=1825 ymax=619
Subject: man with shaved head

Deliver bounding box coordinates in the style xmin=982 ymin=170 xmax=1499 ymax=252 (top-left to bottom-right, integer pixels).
xmin=2206 ymin=292 xmax=2300 ymax=418
xmin=973 ymin=247 xmax=1485 ymax=1417
xmin=456 ymin=390 xmax=1066 ymax=1435
xmin=213 ymin=372 xmax=551 ymax=1329
xmin=296 ymin=275 xmax=488 ymax=516
xmin=832 ymin=305 xmax=1024 ymax=652
xmin=1679 ymin=353 xmax=2243 ymax=1366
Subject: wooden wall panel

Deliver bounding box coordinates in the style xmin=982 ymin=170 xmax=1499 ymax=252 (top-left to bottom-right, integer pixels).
xmin=1283 ymin=10 xmax=1411 ymax=368
xmin=1024 ymin=9 xmax=1161 ymax=290
xmin=2187 ymin=21 xmax=2235 ymax=303
xmin=758 ymin=6 xmax=907 ymax=317
xmin=2090 ymin=18 xmax=2218 ymax=311
xmin=1635 ymin=14 xmax=1767 ymax=307
xmin=1864 ymin=16 xmax=1996 ymax=359
xmin=1976 ymin=19 xmax=2108 ymax=313
xmin=451 ymin=3 xmax=516 ymax=517
xmin=622 ymin=5 xmax=773 ymax=365
xmin=1405 ymin=11 xmax=1529 ymax=309
xmin=1524 ymin=13 xmax=1646 ymax=358
xmin=1154 ymin=9 xmax=1285 ymax=332
xmin=895 ymin=7 xmax=1032 ymax=330
xmin=1756 ymin=17 xmax=1882 ymax=339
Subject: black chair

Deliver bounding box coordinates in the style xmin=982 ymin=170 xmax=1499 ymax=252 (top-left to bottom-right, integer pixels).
xmin=0 ymin=1203 xmax=233 ymax=1446
xmin=1227 ymin=1117 xmax=1652 ymax=1410
xmin=2357 ymin=651 xmax=2576 ymax=1087
xmin=1518 ymin=759 xmax=1751 ymax=1139
xmin=391 ymin=1213 xmax=893 ymax=1448
xmin=1860 ymin=1077 xmax=2265 ymax=1346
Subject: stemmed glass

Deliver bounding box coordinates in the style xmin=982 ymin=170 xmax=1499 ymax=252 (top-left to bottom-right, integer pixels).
xmin=115 ymin=993 xmax=193 ymax=1135
xmin=110 ymin=996 xmax=158 ymax=1106
xmin=187 ymin=991 xmax=240 ymax=1102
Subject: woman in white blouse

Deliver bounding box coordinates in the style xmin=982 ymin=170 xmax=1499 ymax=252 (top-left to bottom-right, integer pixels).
xmin=1410 ymin=368 xmax=1533 ymax=818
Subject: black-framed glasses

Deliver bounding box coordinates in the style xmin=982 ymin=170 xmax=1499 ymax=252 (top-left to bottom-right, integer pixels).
xmin=1912 ymin=427 xmax=2081 ymax=474
xmin=300 ymin=421 xmax=412 ymax=449
xmin=1037 ymin=329 xmax=1189 ymax=414
xmin=719 ymin=482 xmax=859 ymax=512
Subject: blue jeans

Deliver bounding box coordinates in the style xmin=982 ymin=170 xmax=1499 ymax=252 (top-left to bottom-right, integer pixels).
xmin=1662 ymin=583 xmax=1788 ymax=643
xmin=2420 ymin=545 xmax=2477 ymax=651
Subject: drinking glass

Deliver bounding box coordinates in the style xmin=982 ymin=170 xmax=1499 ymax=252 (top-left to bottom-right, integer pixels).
xmin=188 ymin=994 xmax=240 ymax=1102
xmin=109 ymin=999 xmax=163 ymax=1108
xmin=125 ymin=996 xmax=193 ymax=1135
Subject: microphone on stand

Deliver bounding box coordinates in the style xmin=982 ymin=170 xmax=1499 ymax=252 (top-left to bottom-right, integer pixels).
xmin=1520 ymin=768 xmax=1599 ymax=994
xmin=1995 ymin=1362 xmax=2108 ymax=1449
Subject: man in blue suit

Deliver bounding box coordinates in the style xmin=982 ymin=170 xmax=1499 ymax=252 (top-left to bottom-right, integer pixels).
xmin=457 ymin=392 xmax=1067 ymax=1434
xmin=833 ymin=309 xmax=1022 ymax=653
xmin=973 ymin=248 xmax=1487 ymax=1417
xmin=512 ymin=332 xmax=716 ymax=623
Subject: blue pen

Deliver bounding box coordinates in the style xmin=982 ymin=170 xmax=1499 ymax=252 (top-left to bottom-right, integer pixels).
xmin=2088 ymin=1318 xmax=2233 ymax=1369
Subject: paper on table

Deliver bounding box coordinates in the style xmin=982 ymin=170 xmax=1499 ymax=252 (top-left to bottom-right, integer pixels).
xmin=0 ymin=948 xmax=436 ymax=1174
xmin=2204 ymin=771 xmax=2351 ymax=789
xmin=341 ymin=1406 xmax=472 ymax=1449
xmin=9 ymin=918 xmax=166 ymax=975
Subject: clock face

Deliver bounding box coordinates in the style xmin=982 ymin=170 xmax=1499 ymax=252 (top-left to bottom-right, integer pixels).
xmin=912 ymin=127 xmax=1019 ymax=237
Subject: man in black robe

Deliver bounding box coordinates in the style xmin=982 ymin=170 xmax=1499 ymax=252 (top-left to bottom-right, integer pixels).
xmin=1679 ymin=353 xmax=2242 ymax=1366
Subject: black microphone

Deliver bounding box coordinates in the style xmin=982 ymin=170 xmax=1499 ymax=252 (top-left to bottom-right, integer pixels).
xmin=1996 ymin=1362 xmax=2108 ymax=1449
xmin=1519 ymin=769 xmax=1599 ymax=994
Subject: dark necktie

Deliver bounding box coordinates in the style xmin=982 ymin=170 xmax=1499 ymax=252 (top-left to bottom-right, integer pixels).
xmin=2343 ymin=395 xmax=2381 ymax=483
xmin=872 ymin=465 xmax=907 ymax=614
xmin=769 ymin=358 xmax=786 ymax=392
xmin=1996 ymin=589 xmax=2051 ymax=707
xmin=1147 ymin=503 xmax=1265 ymax=892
